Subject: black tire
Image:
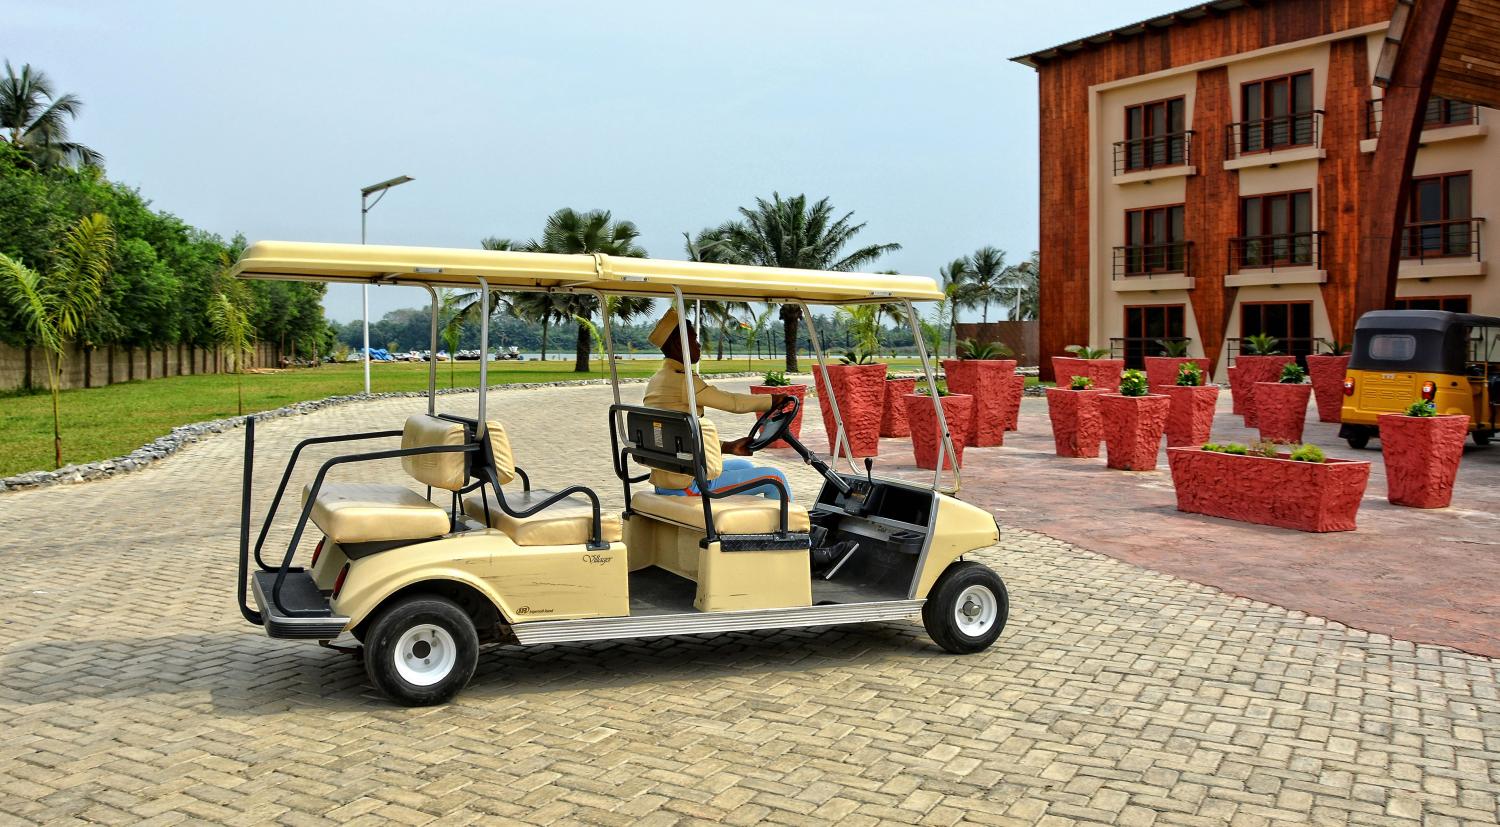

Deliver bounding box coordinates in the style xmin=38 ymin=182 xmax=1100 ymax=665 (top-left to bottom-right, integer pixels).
xmin=363 ymin=594 xmax=479 ymax=706
xmin=921 ymin=561 xmax=1009 ymax=655
xmin=1346 ymin=433 xmax=1370 ymax=450
xmin=1473 ymin=431 xmax=1493 ymax=446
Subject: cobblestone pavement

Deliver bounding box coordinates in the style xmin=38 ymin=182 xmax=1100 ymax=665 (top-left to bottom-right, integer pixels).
xmin=2 ymin=382 xmax=1500 ymax=826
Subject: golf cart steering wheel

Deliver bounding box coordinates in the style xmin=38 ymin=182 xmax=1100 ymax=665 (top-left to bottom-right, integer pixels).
xmin=744 ymin=395 xmax=801 ymax=452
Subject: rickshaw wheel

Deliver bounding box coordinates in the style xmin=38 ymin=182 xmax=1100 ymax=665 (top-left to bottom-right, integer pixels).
xmin=1345 ymin=433 xmax=1370 ymax=450
xmin=363 ymin=594 xmax=479 ymax=707
xmin=922 ymin=561 xmax=1009 ymax=655
xmin=1474 ymin=431 xmax=1493 ymax=446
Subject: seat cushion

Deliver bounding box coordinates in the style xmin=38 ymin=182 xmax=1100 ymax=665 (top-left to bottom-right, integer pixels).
xmin=305 ymin=483 xmax=450 ymax=545
xmin=462 ymin=490 xmax=623 ymax=547
xmin=630 ymin=492 xmax=810 ymax=535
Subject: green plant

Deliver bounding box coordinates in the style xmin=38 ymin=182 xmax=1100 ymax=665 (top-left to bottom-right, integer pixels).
xmin=208 ymin=289 xmax=255 ymax=416
xmin=1 ymin=61 xmax=103 ymax=169
xmin=1069 ymin=375 xmax=1094 ymax=390
xmin=957 ymin=338 xmax=1014 ymax=360
xmin=1065 ymin=344 xmax=1112 ymax=360
xmin=1252 ymin=440 xmax=1281 ymax=458
xmin=1203 ymin=442 xmax=1249 ymax=455
xmin=1279 ymin=363 xmax=1308 ymax=383
xmin=1118 ymin=369 xmax=1150 ymax=397
xmin=1158 ymin=339 xmax=1190 ymax=357
xmin=1324 ymin=340 xmax=1352 ymax=356
xmin=1175 ymin=361 xmax=1204 ymax=386
xmin=761 ymin=370 xmax=791 ymax=387
xmin=917 ymin=381 xmax=950 ymax=397
xmin=839 ymin=344 xmax=878 ymax=365
xmin=1242 ymin=332 xmax=1282 ymax=356
xmin=1405 ymin=399 xmax=1438 ymax=417
xmin=1289 ymin=444 xmax=1325 ymax=463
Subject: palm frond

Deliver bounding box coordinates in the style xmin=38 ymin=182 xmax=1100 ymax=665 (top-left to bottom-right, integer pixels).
xmin=0 ymin=253 xmax=59 ymax=352
xmin=50 ymin=213 xmax=115 ymax=339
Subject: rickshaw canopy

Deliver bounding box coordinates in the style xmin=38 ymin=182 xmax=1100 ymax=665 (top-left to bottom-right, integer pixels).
xmin=1351 ymin=310 xmax=1500 ymax=373
xmin=231 ymin=240 xmax=943 ymax=304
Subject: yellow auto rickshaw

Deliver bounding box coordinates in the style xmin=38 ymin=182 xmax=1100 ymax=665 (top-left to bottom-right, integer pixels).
xmin=1339 ymin=309 xmax=1500 ymax=449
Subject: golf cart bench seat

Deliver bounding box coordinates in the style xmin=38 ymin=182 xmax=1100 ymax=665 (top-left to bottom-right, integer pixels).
xmin=305 ymin=483 xmax=450 ymax=545
xmin=631 ymin=492 xmax=811 ymax=534
xmin=460 ymin=491 xmax=623 ymax=546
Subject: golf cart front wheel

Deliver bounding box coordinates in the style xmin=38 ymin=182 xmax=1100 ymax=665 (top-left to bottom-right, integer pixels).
xmin=364 ymin=594 xmax=479 ymax=706
xmin=922 ymin=561 xmax=1008 ymax=654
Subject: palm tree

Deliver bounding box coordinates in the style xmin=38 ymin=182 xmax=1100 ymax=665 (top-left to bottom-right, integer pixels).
xmin=209 ymin=289 xmax=255 ymax=416
xmin=0 ymin=213 xmax=115 ymax=467
xmin=721 ymin=193 xmax=900 ymax=371
xmin=0 ymin=61 xmax=102 ymax=169
xmin=937 ymin=258 xmax=974 ymax=357
xmin=1002 ymin=250 xmax=1040 ymax=322
xmin=525 ymin=208 xmax=652 ymax=371
xmin=966 ymin=246 xmax=1009 ymax=324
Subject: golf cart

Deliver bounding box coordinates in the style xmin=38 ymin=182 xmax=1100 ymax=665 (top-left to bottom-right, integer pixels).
xmin=234 ymin=242 xmax=1006 ymax=706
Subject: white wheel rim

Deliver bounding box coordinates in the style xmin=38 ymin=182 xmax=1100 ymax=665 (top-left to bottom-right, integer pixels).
xmin=392 ymin=623 xmax=457 ymax=687
xmin=954 ymin=585 xmax=998 ymax=637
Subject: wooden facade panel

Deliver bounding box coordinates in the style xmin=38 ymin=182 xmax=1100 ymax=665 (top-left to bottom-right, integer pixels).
xmin=1185 ymin=66 xmax=1238 ymax=370
xmin=1433 ymin=0 xmax=1500 ymax=107
xmin=1319 ymin=36 xmax=1374 ymax=344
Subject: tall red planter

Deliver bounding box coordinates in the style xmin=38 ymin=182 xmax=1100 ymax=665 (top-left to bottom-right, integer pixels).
xmin=1255 ymin=383 xmax=1313 ymax=444
xmin=880 ymin=377 xmax=917 ymax=437
xmin=905 ymin=393 xmax=972 ymax=470
xmin=1167 ymin=448 xmax=1371 ymax=532
xmin=1100 ymin=394 xmax=1170 ymax=471
xmin=814 ymin=363 xmax=887 ymax=457
xmin=1046 ymin=387 xmax=1103 ymax=457
xmin=1051 ymin=356 xmax=1124 ymax=393
xmin=1145 ymin=357 xmax=1209 ymax=390
xmin=1306 ymin=354 xmax=1351 ymax=423
xmin=942 ymin=359 xmax=1017 ymax=447
xmin=1231 ymin=356 xmax=1294 ymax=426
xmin=1378 ymin=413 xmax=1469 ymax=508
xmin=1002 ymin=374 xmax=1024 ymax=431
xmin=1163 ymin=385 xmax=1219 ymax=447
xmin=750 ymin=383 xmax=806 ymax=449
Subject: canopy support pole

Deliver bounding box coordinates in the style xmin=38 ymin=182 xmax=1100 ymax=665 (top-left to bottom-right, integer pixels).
xmin=477 ymin=277 xmax=490 ymax=424
xmin=672 ymin=288 xmax=698 ymax=416
xmin=422 ymin=284 xmax=439 ymax=415
xmin=904 ymin=300 xmax=959 ymax=493
xmin=797 ymin=300 xmax=857 ymax=473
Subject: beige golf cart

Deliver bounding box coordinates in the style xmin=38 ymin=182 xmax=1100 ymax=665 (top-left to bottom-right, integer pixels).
xmin=234 ymin=242 xmax=1006 ymax=706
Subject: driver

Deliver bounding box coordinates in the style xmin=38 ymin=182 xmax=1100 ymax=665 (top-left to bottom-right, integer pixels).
xmin=643 ymin=309 xmax=794 ymax=500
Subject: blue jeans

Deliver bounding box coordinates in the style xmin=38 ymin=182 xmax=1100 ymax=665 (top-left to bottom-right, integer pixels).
xmin=655 ymin=458 xmax=792 ymax=500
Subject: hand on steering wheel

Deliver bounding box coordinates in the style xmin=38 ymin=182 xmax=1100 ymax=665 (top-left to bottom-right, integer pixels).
xmin=743 ymin=394 xmax=801 ymax=453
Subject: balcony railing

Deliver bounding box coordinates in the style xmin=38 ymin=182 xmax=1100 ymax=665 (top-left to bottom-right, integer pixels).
xmin=1366 ymin=97 xmax=1480 ymax=139
xmin=1225 ymin=110 xmax=1323 ymax=159
xmin=1228 ymin=231 xmax=1323 ymax=273
xmin=1226 ymin=337 xmax=1332 ymax=368
xmin=1111 ymin=241 xmax=1193 ymax=278
xmin=1110 ymin=337 xmax=1192 ymax=369
xmin=1401 ymin=217 xmax=1484 ymax=262
xmin=1113 ymin=131 xmax=1194 ymax=175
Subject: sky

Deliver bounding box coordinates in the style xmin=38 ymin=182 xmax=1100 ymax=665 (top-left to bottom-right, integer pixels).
xmin=4 ymin=0 xmax=1173 ymax=323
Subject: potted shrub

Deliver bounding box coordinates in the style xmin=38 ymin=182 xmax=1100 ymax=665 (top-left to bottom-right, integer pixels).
xmin=904 ymin=382 xmax=973 ymax=471
xmin=1100 ymin=369 xmax=1170 ymax=471
xmin=1145 ymin=338 xmax=1209 ymax=391
xmin=1167 ymin=441 xmax=1371 ymax=532
xmin=750 ymin=370 xmax=806 ymax=449
xmin=1051 ymin=344 xmax=1124 ymax=393
xmin=1164 ymin=361 xmax=1220 ymax=448
xmin=1231 ymin=333 xmax=1295 ymax=427
xmin=881 ymin=375 xmax=917 ymax=437
xmin=941 ymin=338 xmax=1017 ymax=447
xmin=813 ymin=345 xmax=888 ymax=457
xmin=1255 ymin=362 xmax=1313 ymax=444
xmin=1306 ymin=341 xmax=1352 ymax=423
xmin=1046 ymin=375 xmax=1103 ymax=458
xmin=1379 ymin=400 xmax=1470 ymax=508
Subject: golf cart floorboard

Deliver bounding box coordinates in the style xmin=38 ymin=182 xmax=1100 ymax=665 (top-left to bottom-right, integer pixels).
xmin=509 ymin=566 xmax=922 ymax=645
xmin=251 ymin=569 xmax=349 ymax=640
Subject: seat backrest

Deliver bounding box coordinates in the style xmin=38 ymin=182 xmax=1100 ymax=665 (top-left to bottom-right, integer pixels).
xmin=623 ymin=407 xmax=722 ymax=490
xmin=481 ymin=420 xmax=518 ymax=486
xmin=401 ymin=414 xmax=469 ymax=491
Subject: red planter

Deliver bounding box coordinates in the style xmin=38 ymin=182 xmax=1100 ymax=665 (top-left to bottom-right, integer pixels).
xmin=1145 ymin=357 xmax=1209 ymax=389
xmin=1166 ymin=447 xmax=1371 ymax=532
xmin=813 ymin=363 xmax=887 ymax=457
xmin=1002 ymin=374 xmax=1025 ymax=431
xmin=1306 ymin=354 xmax=1351 ymax=423
xmin=880 ymin=377 xmax=917 ymax=437
xmin=1230 ymin=356 xmax=1294 ymax=426
xmin=1163 ymin=385 xmax=1220 ymax=448
xmin=942 ymin=359 xmax=1017 ymax=447
xmin=1046 ymin=387 xmax=1103 ymax=457
xmin=1378 ymin=413 xmax=1469 ymax=508
xmin=1255 ymin=382 xmax=1313 ymax=444
xmin=1100 ymin=394 xmax=1170 ymax=471
xmin=905 ymin=393 xmax=972 ymax=470
xmin=750 ymin=383 xmax=806 ymax=449
xmin=1051 ymin=356 xmax=1124 ymax=393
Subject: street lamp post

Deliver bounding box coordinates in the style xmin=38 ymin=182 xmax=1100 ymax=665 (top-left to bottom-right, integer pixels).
xmin=359 ymin=174 xmax=414 ymax=394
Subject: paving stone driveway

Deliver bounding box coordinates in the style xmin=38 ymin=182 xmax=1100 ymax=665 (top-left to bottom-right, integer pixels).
xmin=2 ymin=382 xmax=1499 ymax=826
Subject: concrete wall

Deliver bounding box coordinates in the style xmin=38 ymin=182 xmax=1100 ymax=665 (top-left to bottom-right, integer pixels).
xmin=0 ymin=342 xmax=277 ymax=392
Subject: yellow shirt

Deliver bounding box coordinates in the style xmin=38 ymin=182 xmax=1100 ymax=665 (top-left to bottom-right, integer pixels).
xmin=641 ymin=360 xmax=772 ymax=489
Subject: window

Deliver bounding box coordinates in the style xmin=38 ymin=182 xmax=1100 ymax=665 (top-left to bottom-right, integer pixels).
xmin=1394 ymin=295 xmax=1471 ymax=313
xmin=1405 ymin=172 xmax=1472 ymax=259
xmin=1123 ymin=305 xmax=1186 ymax=369
xmin=1241 ymin=301 xmax=1314 ymax=360
xmin=1123 ymin=204 xmax=1186 ymax=274
xmin=1124 ymin=97 xmax=1187 ymax=170
xmin=1368 ymin=335 xmax=1417 ymax=361
xmin=1424 ymin=97 xmax=1477 ymax=128
xmin=1237 ymin=191 xmax=1314 ymax=268
xmin=1240 ymin=71 xmax=1315 ymax=152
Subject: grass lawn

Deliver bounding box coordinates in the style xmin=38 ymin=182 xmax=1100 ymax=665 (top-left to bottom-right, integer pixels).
xmin=2 ymin=357 xmax=982 ymax=477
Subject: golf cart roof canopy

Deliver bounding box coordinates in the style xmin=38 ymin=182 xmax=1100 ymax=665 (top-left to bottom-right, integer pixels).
xmin=232 ymin=240 xmax=943 ymax=304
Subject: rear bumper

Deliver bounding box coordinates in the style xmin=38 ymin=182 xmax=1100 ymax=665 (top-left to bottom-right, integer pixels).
xmin=251 ymin=570 xmax=350 ymax=640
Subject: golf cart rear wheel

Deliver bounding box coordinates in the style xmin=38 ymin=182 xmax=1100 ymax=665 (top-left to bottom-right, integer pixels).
xmin=922 ymin=561 xmax=1008 ymax=654
xmin=364 ymin=594 xmax=478 ymax=706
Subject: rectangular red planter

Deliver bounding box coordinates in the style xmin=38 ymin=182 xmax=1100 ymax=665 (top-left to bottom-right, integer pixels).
xmin=1254 ymin=382 xmax=1312 ymax=444
xmin=1166 ymin=447 xmax=1371 ymax=532
xmin=1163 ymin=384 xmax=1219 ymax=448
xmin=750 ymin=384 xmax=806 ymax=449
xmin=1100 ymin=394 xmax=1170 ymax=471
xmin=880 ymin=377 xmax=917 ymax=437
xmin=813 ymin=363 xmax=887 ymax=457
xmin=905 ymin=393 xmax=972 ymax=470
xmin=1305 ymin=354 xmax=1350 ymax=423
xmin=942 ymin=359 xmax=1017 ymax=446
xmin=1378 ymin=413 xmax=1469 ymax=508
xmin=1046 ymin=387 xmax=1102 ymax=457
xmin=1145 ymin=357 xmax=1209 ymax=389
xmin=1230 ymin=355 xmax=1293 ymax=426
xmin=1051 ymin=356 xmax=1123 ymax=393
